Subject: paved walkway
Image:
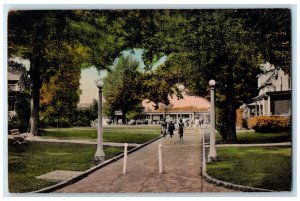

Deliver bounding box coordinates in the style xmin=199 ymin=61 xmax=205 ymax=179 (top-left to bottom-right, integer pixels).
xmin=55 ymin=129 xmax=235 ymax=193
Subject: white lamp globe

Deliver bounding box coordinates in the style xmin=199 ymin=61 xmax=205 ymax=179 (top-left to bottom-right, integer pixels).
xmin=96 ymin=79 xmax=103 ymax=88
xmin=209 ymin=80 xmax=216 ymax=87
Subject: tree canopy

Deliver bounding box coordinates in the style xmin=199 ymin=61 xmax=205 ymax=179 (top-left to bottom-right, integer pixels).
xmin=8 ymin=10 xmax=129 ymax=134
xmin=129 ymin=9 xmax=291 ymax=142
xmin=8 ymin=9 xmax=291 ymax=141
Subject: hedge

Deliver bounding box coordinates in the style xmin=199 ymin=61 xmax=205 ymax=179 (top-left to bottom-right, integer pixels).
xmin=247 ymin=116 xmax=291 ymax=132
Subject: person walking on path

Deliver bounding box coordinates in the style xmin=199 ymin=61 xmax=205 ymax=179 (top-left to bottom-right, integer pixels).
xmin=195 ymin=117 xmax=200 ymax=133
xmin=178 ymin=119 xmax=184 ymax=141
xmin=168 ymin=121 xmax=175 ymax=138
xmin=161 ymin=119 xmax=167 ymax=138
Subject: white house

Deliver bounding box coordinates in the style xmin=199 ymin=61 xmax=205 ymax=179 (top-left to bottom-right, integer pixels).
xmin=244 ymin=62 xmax=291 ymax=117
xmin=8 ymin=65 xmax=29 ymax=120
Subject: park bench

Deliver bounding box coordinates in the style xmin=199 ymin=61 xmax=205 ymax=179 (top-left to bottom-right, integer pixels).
xmin=10 ymin=129 xmax=27 ymax=144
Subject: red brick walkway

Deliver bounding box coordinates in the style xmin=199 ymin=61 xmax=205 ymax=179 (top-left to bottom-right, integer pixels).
xmin=55 ymin=129 xmax=235 ymax=193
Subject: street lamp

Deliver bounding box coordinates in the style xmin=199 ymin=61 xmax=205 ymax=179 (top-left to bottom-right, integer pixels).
xmin=161 ymin=103 xmax=172 ymax=121
xmin=94 ymin=79 xmax=105 ymax=163
xmin=208 ymin=79 xmax=217 ymax=162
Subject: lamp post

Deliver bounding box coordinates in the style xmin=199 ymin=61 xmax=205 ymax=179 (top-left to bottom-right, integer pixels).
xmin=94 ymin=79 xmax=105 ymax=163
xmin=208 ymin=79 xmax=217 ymax=162
xmin=161 ymin=103 xmax=172 ymax=121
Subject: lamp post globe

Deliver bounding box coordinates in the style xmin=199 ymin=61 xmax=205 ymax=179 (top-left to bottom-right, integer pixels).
xmin=209 ymin=79 xmax=216 ymax=87
xmin=96 ymin=79 xmax=103 ymax=89
xmin=94 ymin=79 xmax=105 ymax=163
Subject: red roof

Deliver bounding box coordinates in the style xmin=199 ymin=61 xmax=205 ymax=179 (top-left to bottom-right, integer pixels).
xmin=142 ymin=93 xmax=210 ymax=113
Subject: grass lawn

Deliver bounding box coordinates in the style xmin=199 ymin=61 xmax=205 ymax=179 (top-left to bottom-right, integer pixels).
xmin=8 ymin=140 xmax=125 ymax=193
xmin=216 ymin=131 xmax=291 ymax=144
xmin=206 ymin=146 xmax=291 ymax=191
xmin=40 ymin=126 xmax=161 ymax=144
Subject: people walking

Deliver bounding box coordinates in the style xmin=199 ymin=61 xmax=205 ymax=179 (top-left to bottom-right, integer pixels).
xmin=178 ymin=119 xmax=184 ymax=141
xmin=195 ymin=117 xmax=200 ymax=133
xmin=168 ymin=121 xmax=175 ymax=138
xmin=161 ymin=119 xmax=167 ymax=138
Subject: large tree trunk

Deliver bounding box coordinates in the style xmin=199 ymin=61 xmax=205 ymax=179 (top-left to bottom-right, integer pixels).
xmin=29 ymin=61 xmax=40 ymax=135
xmin=225 ymin=65 xmax=237 ymax=143
xmin=29 ymin=32 xmax=41 ymax=136
xmin=121 ymin=111 xmax=126 ymax=124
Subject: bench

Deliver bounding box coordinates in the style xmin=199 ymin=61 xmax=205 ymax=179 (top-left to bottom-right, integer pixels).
xmin=10 ymin=129 xmax=27 ymax=144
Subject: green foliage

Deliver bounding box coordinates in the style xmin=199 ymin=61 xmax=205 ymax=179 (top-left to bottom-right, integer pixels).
xmin=40 ymin=127 xmax=160 ymax=143
xmin=125 ymin=104 xmax=145 ymax=120
xmin=241 ymin=9 xmax=291 ymax=74
xmin=8 ymin=10 xmax=129 ymax=134
xmin=216 ymin=131 xmax=291 ymax=144
xmin=70 ymin=99 xmax=98 ymax=127
xmin=103 ymin=55 xmax=143 ymax=123
xmin=207 ymin=146 xmax=291 ymax=191
xmin=8 ymin=141 xmax=124 ymax=192
xmin=8 ymin=91 xmax=31 ymax=132
xmin=8 ymin=10 xmax=291 ymax=138
xmin=131 ymin=9 xmax=291 ymax=142
xmin=142 ymin=63 xmax=181 ymax=109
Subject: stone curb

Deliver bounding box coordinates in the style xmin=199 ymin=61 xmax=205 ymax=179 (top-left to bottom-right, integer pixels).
xmin=203 ymin=172 xmax=274 ymax=192
xmin=31 ymin=135 xmax=163 ymax=193
xmin=202 ymin=136 xmax=275 ymax=192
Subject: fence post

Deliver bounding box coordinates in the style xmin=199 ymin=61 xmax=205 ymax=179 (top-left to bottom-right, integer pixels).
xmin=123 ymin=143 xmax=128 ymax=174
xmin=158 ymin=144 xmax=163 ymax=174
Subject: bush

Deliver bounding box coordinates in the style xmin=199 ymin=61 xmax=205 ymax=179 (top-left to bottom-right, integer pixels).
xmin=72 ymin=120 xmax=88 ymax=127
xmin=248 ymin=116 xmax=291 ymax=132
xmin=128 ymin=119 xmax=136 ymax=125
xmin=106 ymin=119 xmax=112 ymax=125
xmin=142 ymin=119 xmax=149 ymax=125
xmin=8 ymin=92 xmax=30 ymax=133
xmin=41 ymin=117 xmax=73 ymax=128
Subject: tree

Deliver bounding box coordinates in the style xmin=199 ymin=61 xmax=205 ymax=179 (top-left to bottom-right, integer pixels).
xmin=142 ymin=63 xmax=182 ymax=109
xmin=8 ymin=10 xmax=128 ymax=134
xmin=127 ymin=9 xmax=291 ymax=142
xmin=8 ymin=11 xmax=79 ymax=134
xmin=103 ymin=55 xmax=143 ymax=123
xmin=40 ymin=63 xmax=81 ymax=128
xmin=241 ymin=9 xmax=291 ymax=74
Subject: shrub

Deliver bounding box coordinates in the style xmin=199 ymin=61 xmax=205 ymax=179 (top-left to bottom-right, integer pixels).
xmin=8 ymin=92 xmax=30 ymax=132
xmin=72 ymin=120 xmax=87 ymax=127
xmin=248 ymin=116 xmax=291 ymax=132
xmin=41 ymin=117 xmax=73 ymax=128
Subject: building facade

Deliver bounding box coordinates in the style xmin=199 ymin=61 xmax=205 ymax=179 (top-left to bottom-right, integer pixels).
xmin=243 ymin=62 xmax=291 ymax=118
xmin=142 ymin=91 xmax=211 ymax=126
xmin=8 ymin=65 xmax=29 ymax=120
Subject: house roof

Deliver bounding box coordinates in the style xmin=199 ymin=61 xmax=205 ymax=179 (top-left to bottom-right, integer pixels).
xmin=142 ymin=92 xmax=210 ymax=113
xmin=266 ymin=90 xmax=291 ymax=96
xmin=258 ymin=69 xmax=276 ymax=90
xmin=252 ymin=90 xmax=291 ymax=101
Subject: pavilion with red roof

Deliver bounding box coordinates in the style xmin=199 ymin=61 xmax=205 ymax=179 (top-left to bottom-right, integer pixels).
xmin=142 ymin=90 xmax=211 ymax=125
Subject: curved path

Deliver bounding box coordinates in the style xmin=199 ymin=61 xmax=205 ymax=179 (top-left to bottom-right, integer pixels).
xmin=54 ymin=129 xmax=235 ymax=193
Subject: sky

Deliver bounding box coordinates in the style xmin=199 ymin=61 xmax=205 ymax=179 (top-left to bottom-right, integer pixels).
xmin=9 ymin=50 xmax=166 ymax=105
xmin=79 ymin=49 xmax=167 ymax=104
